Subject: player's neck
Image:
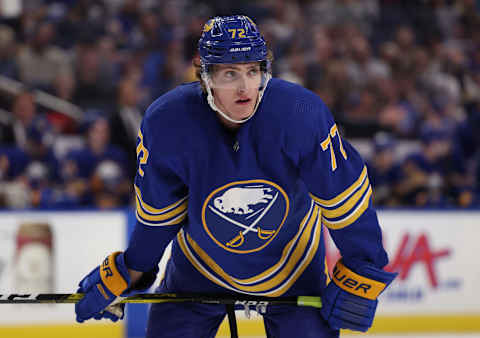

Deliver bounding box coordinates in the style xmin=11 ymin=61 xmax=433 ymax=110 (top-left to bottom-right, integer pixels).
xmin=216 ymin=113 xmax=242 ymax=131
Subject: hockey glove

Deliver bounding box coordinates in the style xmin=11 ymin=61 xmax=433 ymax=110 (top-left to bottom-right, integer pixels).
xmin=320 ymin=259 xmax=397 ymax=332
xmin=75 ymin=251 xmax=157 ymax=323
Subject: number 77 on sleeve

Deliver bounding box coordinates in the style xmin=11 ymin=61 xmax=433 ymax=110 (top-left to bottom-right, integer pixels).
xmin=321 ymin=124 xmax=348 ymax=171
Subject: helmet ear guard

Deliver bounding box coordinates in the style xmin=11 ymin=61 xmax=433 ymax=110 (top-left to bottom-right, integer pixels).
xmin=198 ymin=15 xmax=271 ymax=124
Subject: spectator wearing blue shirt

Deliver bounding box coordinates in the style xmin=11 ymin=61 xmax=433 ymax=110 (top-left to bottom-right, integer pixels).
xmin=397 ymin=129 xmax=460 ymax=207
xmin=0 ymin=146 xmax=29 ymax=180
xmin=366 ymin=132 xmax=402 ymax=206
xmin=63 ymin=112 xmax=131 ymax=206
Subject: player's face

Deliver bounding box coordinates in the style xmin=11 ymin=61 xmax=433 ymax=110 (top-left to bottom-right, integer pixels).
xmin=211 ymin=62 xmax=262 ymax=122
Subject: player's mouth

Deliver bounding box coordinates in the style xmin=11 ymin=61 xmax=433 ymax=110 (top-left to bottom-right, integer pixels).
xmin=235 ymin=98 xmax=251 ymax=105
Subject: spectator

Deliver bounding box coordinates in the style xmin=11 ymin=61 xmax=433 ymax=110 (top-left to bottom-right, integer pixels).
xmin=0 ymin=146 xmax=29 ymax=180
xmin=72 ymin=38 xmax=116 ymax=111
xmin=366 ymin=132 xmax=402 ymax=206
xmin=11 ymin=91 xmax=56 ymax=156
xmin=109 ymin=76 xmax=145 ymax=180
xmin=277 ymin=49 xmax=307 ymax=86
xmin=0 ymin=24 xmax=19 ymax=79
xmin=63 ymin=113 xmax=131 ymax=206
xmin=0 ymin=90 xmax=57 ymax=174
xmin=90 ymin=159 xmax=132 ymax=209
xmin=46 ymin=70 xmax=78 ymax=134
xmin=0 ymin=90 xmax=36 ymax=146
xmin=340 ymin=85 xmax=381 ymax=138
xmin=346 ymin=34 xmax=391 ymax=87
xmin=304 ymin=26 xmax=333 ymax=90
xmin=397 ymin=129 xmax=459 ymax=207
xmin=452 ymin=104 xmax=480 ymax=171
xmin=17 ymin=21 xmax=72 ymax=91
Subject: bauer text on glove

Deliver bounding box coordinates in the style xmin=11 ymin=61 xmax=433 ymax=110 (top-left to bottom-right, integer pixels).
xmin=75 ymin=251 xmax=157 ymax=323
xmin=320 ymin=259 xmax=397 ymax=332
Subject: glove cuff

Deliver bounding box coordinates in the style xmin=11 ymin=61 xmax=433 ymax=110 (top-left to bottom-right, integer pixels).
xmin=331 ymin=259 xmax=393 ymax=300
xmin=100 ymin=251 xmax=130 ymax=297
xmin=121 ymin=266 xmax=159 ymax=296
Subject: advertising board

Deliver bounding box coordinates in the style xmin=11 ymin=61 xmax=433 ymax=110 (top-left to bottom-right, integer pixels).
xmin=0 ymin=211 xmax=126 ymax=337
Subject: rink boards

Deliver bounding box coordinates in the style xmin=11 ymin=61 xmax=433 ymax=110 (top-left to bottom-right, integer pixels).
xmin=0 ymin=209 xmax=478 ymax=337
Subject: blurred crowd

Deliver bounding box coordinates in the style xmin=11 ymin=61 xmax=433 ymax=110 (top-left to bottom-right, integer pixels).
xmin=0 ymin=0 xmax=479 ymax=209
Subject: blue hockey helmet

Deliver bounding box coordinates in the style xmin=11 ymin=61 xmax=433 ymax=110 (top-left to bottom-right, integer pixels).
xmin=198 ymin=15 xmax=271 ymax=125
xmin=198 ymin=15 xmax=268 ymax=66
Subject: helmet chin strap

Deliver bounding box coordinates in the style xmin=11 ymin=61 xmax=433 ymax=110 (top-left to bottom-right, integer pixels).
xmin=201 ymin=71 xmax=271 ymax=124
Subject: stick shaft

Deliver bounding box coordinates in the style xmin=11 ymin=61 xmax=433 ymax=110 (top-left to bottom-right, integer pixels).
xmin=0 ymin=293 xmax=321 ymax=308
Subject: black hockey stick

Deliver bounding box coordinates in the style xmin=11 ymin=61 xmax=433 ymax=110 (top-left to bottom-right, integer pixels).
xmin=0 ymin=293 xmax=321 ymax=338
xmin=0 ymin=292 xmax=322 ymax=307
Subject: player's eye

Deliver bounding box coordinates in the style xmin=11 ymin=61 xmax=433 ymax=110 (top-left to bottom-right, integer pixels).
xmin=248 ymin=68 xmax=259 ymax=76
xmin=223 ymin=70 xmax=237 ymax=80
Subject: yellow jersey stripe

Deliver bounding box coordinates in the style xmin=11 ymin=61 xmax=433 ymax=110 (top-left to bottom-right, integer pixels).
xmin=265 ymin=215 xmax=321 ymax=297
xmin=179 ymin=206 xmax=320 ymax=294
xmin=177 ymin=230 xmax=246 ymax=294
xmin=323 ymin=185 xmax=372 ymax=230
xmin=178 ymin=213 xmax=321 ymax=296
xmin=310 ymin=166 xmax=367 ymax=207
xmin=136 ymin=208 xmax=187 ymax=226
xmin=232 ymin=202 xmax=315 ymax=285
xmin=321 ymin=176 xmax=370 ymax=219
xmin=135 ymin=185 xmax=188 ymax=214
xmin=136 ymin=195 xmax=187 ymax=222
xmin=186 ymin=206 xmax=318 ymax=292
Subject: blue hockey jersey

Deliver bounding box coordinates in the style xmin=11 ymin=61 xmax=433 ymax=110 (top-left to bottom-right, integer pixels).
xmin=125 ymin=78 xmax=388 ymax=297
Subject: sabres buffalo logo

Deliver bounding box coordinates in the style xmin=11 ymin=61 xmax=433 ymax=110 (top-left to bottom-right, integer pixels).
xmin=202 ymin=180 xmax=289 ymax=254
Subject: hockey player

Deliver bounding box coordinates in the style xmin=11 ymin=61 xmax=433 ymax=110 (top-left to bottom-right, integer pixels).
xmin=75 ymin=15 xmax=397 ymax=337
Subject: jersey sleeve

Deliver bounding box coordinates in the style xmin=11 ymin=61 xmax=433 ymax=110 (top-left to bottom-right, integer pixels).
xmin=134 ymin=125 xmax=188 ymax=228
xmin=125 ymin=110 xmax=188 ymax=272
xmin=289 ymin=93 xmax=388 ymax=271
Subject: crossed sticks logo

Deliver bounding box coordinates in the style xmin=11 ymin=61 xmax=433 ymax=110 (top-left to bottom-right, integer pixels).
xmin=202 ymin=179 xmax=289 ymax=254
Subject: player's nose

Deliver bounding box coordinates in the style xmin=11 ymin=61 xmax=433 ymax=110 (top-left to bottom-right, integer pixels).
xmin=236 ymin=74 xmax=251 ymax=94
